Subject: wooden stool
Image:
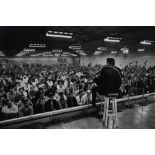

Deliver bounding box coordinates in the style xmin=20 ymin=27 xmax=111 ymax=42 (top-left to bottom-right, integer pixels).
xmin=104 ymin=93 xmax=118 ymax=128
xmin=98 ymin=95 xmax=105 ymax=116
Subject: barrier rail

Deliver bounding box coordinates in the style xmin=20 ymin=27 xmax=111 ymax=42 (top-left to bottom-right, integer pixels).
xmin=0 ymin=92 xmax=155 ymax=129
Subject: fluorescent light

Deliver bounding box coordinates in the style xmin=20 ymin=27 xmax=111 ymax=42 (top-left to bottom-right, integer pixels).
xmin=46 ymin=33 xmax=72 ymax=39
xmin=0 ymin=51 xmax=5 ymax=56
xmin=94 ymin=51 xmax=102 ymax=55
xmin=63 ymin=52 xmax=69 ymax=54
xmin=75 ymin=50 xmax=84 ymax=53
xmin=38 ymin=53 xmax=44 ymax=56
xmin=95 ymin=51 xmax=102 ymax=53
xmin=69 ymin=53 xmax=77 ymax=57
xmin=44 ymin=52 xmax=51 ymax=54
xmin=104 ymin=37 xmax=121 ymax=43
xmin=46 ymin=31 xmax=73 ymax=39
xmin=30 ymin=54 xmax=40 ymax=57
xmin=29 ymin=44 xmax=46 ymax=48
xmin=69 ymin=33 xmax=73 ymax=35
xmin=97 ymin=47 xmax=107 ymax=50
xmin=61 ymin=54 xmax=69 ymax=57
xmin=69 ymin=45 xmax=81 ymax=50
xmin=137 ymin=49 xmax=145 ymax=52
xmin=80 ymin=53 xmax=87 ymax=56
xmin=55 ymin=53 xmax=60 ymax=56
xmin=94 ymin=53 xmax=100 ymax=55
xmin=52 ymin=49 xmax=62 ymax=53
xmin=140 ymin=40 xmax=153 ymax=45
xmin=23 ymin=48 xmax=36 ymax=52
xmin=120 ymin=47 xmax=129 ymax=54
xmin=111 ymin=51 xmax=117 ymax=54
xmin=54 ymin=31 xmax=58 ymax=34
xmin=123 ymin=49 xmax=129 ymax=54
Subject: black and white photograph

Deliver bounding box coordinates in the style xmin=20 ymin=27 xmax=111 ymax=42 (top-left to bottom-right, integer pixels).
xmin=0 ymin=26 xmax=155 ymax=129
xmin=1 ymin=1 xmax=155 ymax=155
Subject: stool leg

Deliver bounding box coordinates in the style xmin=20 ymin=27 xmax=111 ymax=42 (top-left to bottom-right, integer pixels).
xmin=105 ymin=99 xmax=109 ymax=127
xmin=112 ymin=99 xmax=115 ymax=128
xmin=103 ymin=98 xmax=107 ymax=121
xmin=114 ymin=99 xmax=118 ymax=128
xmin=100 ymin=102 xmax=103 ymax=114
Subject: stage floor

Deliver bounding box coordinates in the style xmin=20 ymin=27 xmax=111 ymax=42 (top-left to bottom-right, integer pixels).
xmin=46 ymin=97 xmax=155 ymax=129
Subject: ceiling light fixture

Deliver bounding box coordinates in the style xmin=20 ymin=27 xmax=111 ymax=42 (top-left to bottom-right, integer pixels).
xmin=69 ymin=45 xmax=81 ymax=50
xmin=111 ymin=51 xmax=117 ymax=54
xmin=97 ymin=47 xmax=107 ymax=50
xmin=79 ymin=53 xmax=87 ymax=56
xmin=0 ymin=51 xmax=5 ymax=57
xmin=137 ymin=49 xmax=145 ymax=52
xmin=46 ymin=31 xmax=73 ymax=39
xmin=140 ymin=40 xmax=153 ymax=45
xmin=94 ymin=51 xmax=102 ymax=55
xmin=29 ymin=44 xmax=46 ymax=48
xmin=52 ymin=49 xmax=62 ymax=53
xmin=104 ymin=37 xmax=121 ymax=43
xmin=75 ymin=50 xmax=84 ymax=53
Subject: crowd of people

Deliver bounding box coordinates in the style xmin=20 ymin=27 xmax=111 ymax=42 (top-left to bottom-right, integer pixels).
xmin=121 ymin=61 xmax=155 ymax=96
xmin=0 ymin=60 xmax=155 ymax=121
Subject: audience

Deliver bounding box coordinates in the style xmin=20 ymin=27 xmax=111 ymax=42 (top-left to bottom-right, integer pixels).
xmin=0 ymin=61 xmax=155 ymax=121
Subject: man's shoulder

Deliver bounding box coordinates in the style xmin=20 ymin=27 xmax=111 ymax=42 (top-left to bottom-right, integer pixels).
xmin=101 ymin=65 xmax=122 ymax=76
xmin=102 ymin=65 xmax=108 ymax=69
xmin=101 ymin=65 xmax=116 ymax=71
xmin=100 ymin=65 xmax=108 ymax=72
xmin=113 ymin=66 xmax=122 ymax=71
xmin=104 ymin=65 xmax=121 ymax=71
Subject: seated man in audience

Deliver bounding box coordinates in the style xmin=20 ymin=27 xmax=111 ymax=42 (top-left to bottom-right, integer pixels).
xmin=44 ymin=85 xmax=57 ymax=98
xmin=28 ymin=85 xmax=37 ymax=100
xmin=66 ymin=91 xmax=78 ymax=108
xmin=76 ymin=90 xmax=88 ymax=106
xmin=58 ymin=92 xmax=68 ymax=109
xmin=0 ymin=86 xmax=6 ymax=97
xmin=7 ymin=88 xmax=16 ymax=102
xmin=57 ymin=80 xmax=65 ymax=93
xmin=0 ymin=94 xmax=7 ymax=120
xmin=35 ymin=88 xmax=48 ymax=114
xmin=16 ymin=87 xmax=25 ymax=102
xmin=65 ymin=82 xmax=71 ymax=97
xmin=2 ymin=100 xmax=18 ymax=120
xmin=24 ymin=82 xmax=31 ymax=93
xmin=45 ymin=92 xmax=62 ymax=111
xmin=19 ymin=97 xmax=33 ymax=117
xmin=44 ymin=97 xmax=54 ymax=112
xmin=47 ymin=78 xmax=53 ymax=88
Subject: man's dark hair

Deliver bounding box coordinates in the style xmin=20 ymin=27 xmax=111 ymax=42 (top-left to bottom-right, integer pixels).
xmin=107 ymin=58 xmax=115 ymax=66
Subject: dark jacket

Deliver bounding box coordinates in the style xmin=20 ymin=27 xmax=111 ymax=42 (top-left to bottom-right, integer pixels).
xmin=94 ymin=65 xmax=122 ymax=95
xmin=67 ymin=95 xmax=78 ymax=108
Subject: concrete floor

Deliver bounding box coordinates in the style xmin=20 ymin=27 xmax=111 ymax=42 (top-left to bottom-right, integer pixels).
xmin=46 ymin=97 xmax=155 ymax=129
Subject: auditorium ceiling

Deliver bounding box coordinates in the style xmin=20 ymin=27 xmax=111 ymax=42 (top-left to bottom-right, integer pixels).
xmin=0 ymin=26 xmax=155 ymax=56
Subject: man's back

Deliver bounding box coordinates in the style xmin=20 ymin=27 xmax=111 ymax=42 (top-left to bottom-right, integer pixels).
xmin=95 ymin=65 xmax=122 ymax=95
